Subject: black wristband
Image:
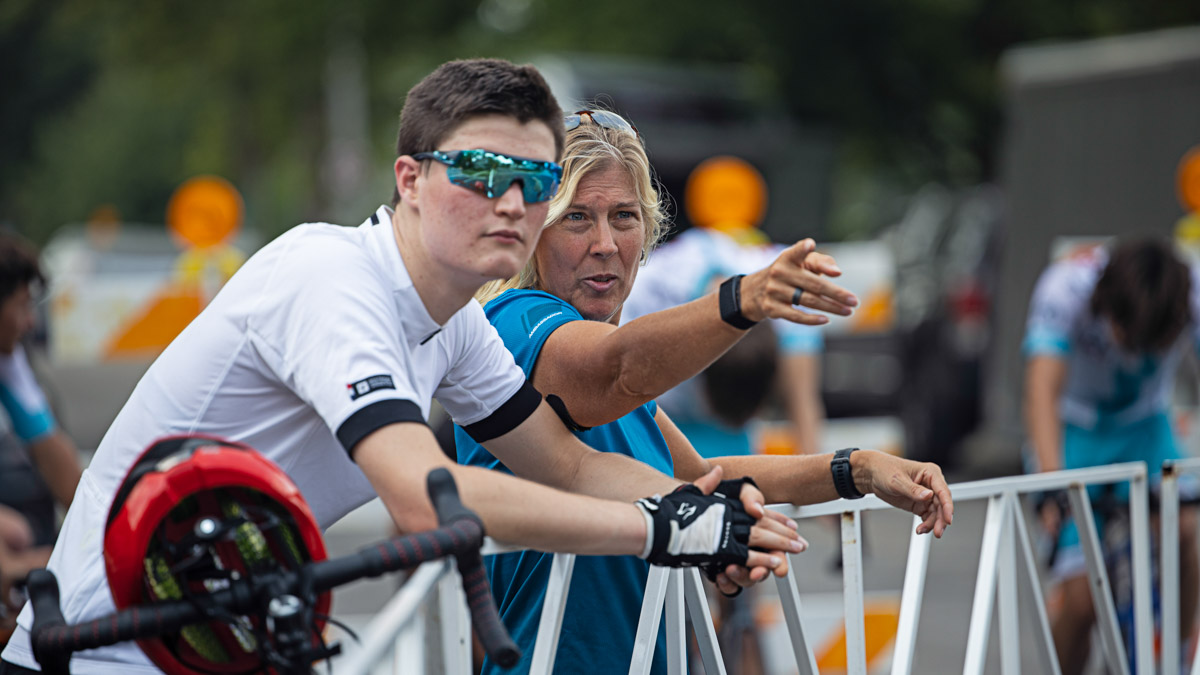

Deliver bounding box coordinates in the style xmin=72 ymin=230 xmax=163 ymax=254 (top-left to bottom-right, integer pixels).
xmin=831 ymin=448 xmax=864 ymax=500
xmin=718 ymin=275 xmax=757 ymax=330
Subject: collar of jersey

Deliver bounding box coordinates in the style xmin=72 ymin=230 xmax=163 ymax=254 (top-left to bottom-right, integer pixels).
xmin=363 ymin=205 xmax=444 ymax=349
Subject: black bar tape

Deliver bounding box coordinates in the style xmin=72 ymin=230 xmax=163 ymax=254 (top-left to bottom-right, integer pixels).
xmin=456 ymin=545 xmax=521 ymax=666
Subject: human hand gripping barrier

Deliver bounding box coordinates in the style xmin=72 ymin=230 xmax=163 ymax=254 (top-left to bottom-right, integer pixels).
xmin=26 ymin=468 xmax=519 ymax=674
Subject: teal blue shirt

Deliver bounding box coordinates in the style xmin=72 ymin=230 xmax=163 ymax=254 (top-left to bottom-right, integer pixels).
xmin=455 ymin=289 xmax=673 ymax=674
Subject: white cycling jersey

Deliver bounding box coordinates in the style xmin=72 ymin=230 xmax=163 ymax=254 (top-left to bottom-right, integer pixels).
xmin=1023 ymin=245 xmax=1200 ymax=430
xmin=2 ymin=206 xmax=535 ymax=672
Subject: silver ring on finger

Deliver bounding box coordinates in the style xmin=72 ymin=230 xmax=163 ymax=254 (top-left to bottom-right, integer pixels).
xmin=791 ymin=287 xmax=804 ymax=305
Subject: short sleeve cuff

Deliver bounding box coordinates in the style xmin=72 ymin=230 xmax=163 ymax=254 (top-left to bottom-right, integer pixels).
xmin=462 ymin=380 xmax=542 ymax=443
xmin=337 ymin=399 xmax=427 ymax=458
xmin=13 ymin=411 xmax=56 ymax=444
xmin=1023 ymin=331 xmax=1071 ymax=356
xmin=778 ymin=324 xmax=823 ymax=354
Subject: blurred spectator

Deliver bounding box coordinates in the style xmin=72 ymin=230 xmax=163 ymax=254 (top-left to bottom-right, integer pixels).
xmin=0 ymin=233 xmax=83 ymax=643
xmin=622 ymin=156 xmax=825 ymax=458
xmin=0 ymin=505 xmax=48 ymax=642
xmin=1023 ymin=235 xmax=1200 ymax=673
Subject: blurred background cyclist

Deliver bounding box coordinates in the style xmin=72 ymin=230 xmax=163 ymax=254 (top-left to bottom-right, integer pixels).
xmin=1023 ymin=235 xmax=1200 ymax=673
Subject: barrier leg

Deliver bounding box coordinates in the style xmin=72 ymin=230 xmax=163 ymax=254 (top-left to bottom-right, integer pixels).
xmin=684 ymin=568 xmax=728 ymax=675
xmin=1130 ymin=472 xmax=1155 ymax=675
xmin=890 ymin=515 xmax=930 ymax=675
xmin=395 ymin=615 xmax=425 ymax=675
xmin=339 ymin=559 xmax=446 ymax=675
xmin=665 ymin=569 xmax=687 ymax=675
xmin=630 ymin=565 xmax=670 ymax=675
xmin=529 ymin=553 xmax=576 ymax=674
xmin=998 ymin=493 xmax=1021 ymax=675
xmin=964 ymin=494 xmax=1007 ymax=675
xmin=841 ymin=510 xmax=867 ymax=675
xmin=437 ymin=563 xmax=471 ymax=674
xmin=1068 ymin=484 xmax=1131 ymax=675
xmin=1164 ymin=463 xmax=1181 ymax=675
xmin=775 ymin=554 xmax=819 ymax=675
xmin=1009 ymin=492 xmax=1063 ymax=675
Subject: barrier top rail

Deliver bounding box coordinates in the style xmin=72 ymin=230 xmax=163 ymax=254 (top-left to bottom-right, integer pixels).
xmin=1164 ymin=456 xmax=1200 ymax=475
xmin=348 ymin=462 xmax=1155 ymax=675
xmin=776 ymin=462 xmax=1147 ymax=519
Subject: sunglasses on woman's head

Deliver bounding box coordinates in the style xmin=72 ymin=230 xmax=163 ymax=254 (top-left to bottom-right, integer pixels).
xmin=412 ymin=149 xmax=563 ymax=203
xmin=564 ymin=110 xmax=640 ymax=141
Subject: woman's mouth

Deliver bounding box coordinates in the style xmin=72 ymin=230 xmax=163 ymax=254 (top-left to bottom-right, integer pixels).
xmin=583 ymin=274 xmax=618 ymax=292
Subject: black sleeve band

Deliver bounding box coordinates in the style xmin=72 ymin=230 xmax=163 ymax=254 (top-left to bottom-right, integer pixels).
xmin=338 ymin=399 xmax=427 ymax=459
xmin=462 ymin=380 xmax=542 ymax=443
xmin=545 ymin=394 xmax=592 ymax=432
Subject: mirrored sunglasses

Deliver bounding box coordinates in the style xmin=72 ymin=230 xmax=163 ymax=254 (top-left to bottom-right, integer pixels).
xmin=564 ymin=110 xmax=640 ymax=141
xmin=412 ymin=149 xmax=563 ymax=203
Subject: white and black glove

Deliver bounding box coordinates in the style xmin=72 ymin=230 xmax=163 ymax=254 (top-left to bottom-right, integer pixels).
xmin=634 ymin=478 xmax=756 ymax=568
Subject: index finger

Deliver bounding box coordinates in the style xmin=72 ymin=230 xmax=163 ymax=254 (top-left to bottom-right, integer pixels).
xmin=803 ymin=251 xmax=842 ymax=277
xmin=927 ymin=473 xmax=954 ymax=527
xmin=739 ymin=483 xmax=767 ymax=519
xmin=782 ymin=238 xmax=817 ymax=260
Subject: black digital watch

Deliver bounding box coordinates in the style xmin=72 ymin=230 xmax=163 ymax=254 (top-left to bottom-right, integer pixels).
xmin=831 ymin=447 xmax=864 ymax=500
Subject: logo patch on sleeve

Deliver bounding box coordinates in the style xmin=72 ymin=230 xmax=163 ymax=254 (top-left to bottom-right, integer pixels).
xmin=347 ymin=374 xmax=395 ymax=400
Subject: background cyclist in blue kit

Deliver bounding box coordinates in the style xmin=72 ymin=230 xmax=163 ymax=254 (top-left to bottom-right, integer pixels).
xmin=0 ymin=235 xmax=82 ymax=640
xmin=1024 ymin=235 xmax=1200 ymax=673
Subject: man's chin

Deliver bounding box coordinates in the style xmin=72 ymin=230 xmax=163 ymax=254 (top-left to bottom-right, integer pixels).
xmin=477 ymin=260 xmax=524 ymax=283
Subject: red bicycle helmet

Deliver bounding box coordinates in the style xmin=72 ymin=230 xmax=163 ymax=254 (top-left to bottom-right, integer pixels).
xmin=104 ymin=434 xmax=330 ymax=674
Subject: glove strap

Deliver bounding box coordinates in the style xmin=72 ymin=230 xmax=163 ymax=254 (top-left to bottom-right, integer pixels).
xmin=634 ymin=497 xmax=660 ymax=559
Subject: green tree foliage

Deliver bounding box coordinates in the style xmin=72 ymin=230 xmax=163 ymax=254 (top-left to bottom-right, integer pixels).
xmin=3 ymin=0 xmax=1198 ymax=243
xmin=0 ymin=1 xmax=96 ymax=223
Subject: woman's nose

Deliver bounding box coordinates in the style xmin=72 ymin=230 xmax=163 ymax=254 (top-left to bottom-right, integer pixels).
xmin=591 ymin=221 xmax=618 ymax=256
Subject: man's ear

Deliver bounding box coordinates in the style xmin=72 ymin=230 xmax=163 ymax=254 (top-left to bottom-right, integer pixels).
xmin=394 ymin=156 xmax=422 ymax=209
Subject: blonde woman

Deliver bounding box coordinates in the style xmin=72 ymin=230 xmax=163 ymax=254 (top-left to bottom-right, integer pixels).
xmin=457 ymin=109 xmax=954 ymax=673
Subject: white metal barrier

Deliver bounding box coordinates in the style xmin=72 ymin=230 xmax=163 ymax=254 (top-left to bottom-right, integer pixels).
xmin=771 ymin=462 xmax=1153 ymax=675
xmin=1160 ymin=457 xmax=1200 ymax=675
xmin=342 ymin=463 xmax=1158 ymax=674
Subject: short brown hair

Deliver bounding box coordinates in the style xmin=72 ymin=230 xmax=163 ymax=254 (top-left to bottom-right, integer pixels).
xmin=392 ymin=58 xmax=565 ymax=205
xmin=0 ymin=233 xmax=44 ymax=303
xmin=1091 ymin=235 xmax=1192 ymax=352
